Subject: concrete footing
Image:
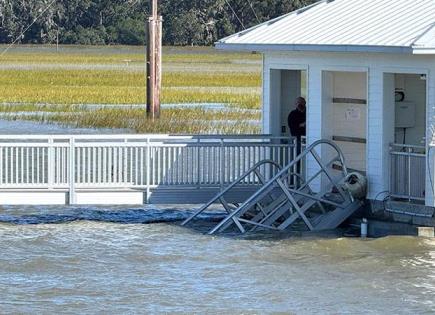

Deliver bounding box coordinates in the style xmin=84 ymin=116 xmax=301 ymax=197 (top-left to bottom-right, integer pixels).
xmin=349 ymin=200 xmax=435 ymax=237
xmin=418 ymin=227 xmax=435 ymax=238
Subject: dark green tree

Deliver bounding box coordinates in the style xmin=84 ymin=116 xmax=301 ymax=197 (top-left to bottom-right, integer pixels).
xmin=0 ymin=0 xmax=319 ymax=45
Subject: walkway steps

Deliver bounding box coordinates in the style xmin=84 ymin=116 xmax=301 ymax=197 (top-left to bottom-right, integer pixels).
xmin=182 ymin=140 xmax=364 ymax=234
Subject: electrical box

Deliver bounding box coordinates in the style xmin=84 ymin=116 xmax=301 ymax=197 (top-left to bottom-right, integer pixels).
xmin=395 ymin=102 xmax=415 ymax=128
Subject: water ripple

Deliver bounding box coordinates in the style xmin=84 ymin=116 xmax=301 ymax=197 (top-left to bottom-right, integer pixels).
xmin=0 ymin=207 xmax=225 ymax=225
xmin=0 ymin=206 xmax=434 ymax=314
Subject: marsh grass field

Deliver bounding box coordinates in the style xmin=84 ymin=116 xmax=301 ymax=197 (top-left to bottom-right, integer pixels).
xmin=0 ymin=45 xmax=262 ymax=134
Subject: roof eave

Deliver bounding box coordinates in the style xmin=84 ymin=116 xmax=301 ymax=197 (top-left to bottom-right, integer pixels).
xmin=215 ymin=43 xmax=415 ymax=54
xmin=412 ymin=47 xmax=435 ymax=55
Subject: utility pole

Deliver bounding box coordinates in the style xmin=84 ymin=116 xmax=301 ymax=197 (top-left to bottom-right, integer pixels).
xmin=146 ymin=0 xmax=162 ymax=120
xmin=56 ymin=28 xmax=59 ymax=53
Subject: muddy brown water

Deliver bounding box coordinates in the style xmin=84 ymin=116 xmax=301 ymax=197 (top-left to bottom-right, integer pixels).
xmin=0 ymin=205 xmax=434 ymax=314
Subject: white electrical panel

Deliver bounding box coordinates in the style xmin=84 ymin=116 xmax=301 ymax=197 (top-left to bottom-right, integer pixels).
xmin=395 ymin=102 xmax=415 ymax=128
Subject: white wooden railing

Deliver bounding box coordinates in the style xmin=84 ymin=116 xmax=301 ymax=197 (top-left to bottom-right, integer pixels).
xmin=390 ymin=143 xmax=426 ymax=201
xmin=0 ymin=135 xmax=299 ymax=203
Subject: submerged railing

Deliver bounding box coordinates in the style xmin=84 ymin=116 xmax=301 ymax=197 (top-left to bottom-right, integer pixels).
xmin=390 ymin=143 xmax=425 ymax=201
xmin=0 ymin=134 xmax=300 ymax=203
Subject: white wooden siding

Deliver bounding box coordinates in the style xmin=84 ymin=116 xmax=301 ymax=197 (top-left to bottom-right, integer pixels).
xmin=263 ymin=51 xmax=435 ymax=205
xmin=332 ymin=72 xmax=367 ymax=172
xmin=426 ymin=68 xmax=435 ymax=206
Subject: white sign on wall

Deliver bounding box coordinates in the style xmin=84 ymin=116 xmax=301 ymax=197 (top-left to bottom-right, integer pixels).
xmin=345 ymin=108 xmax=361 ymax=121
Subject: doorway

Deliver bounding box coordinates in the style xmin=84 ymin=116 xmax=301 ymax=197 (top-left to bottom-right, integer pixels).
xmin=269 ymin=69 xmax=307 ymax=137
xmin=385 ymin=73 xmax=427 ymax=201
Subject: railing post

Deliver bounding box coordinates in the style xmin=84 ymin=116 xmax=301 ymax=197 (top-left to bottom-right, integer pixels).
xmin=197 ymin=138 xmax=201 ymax=189
xmin=145 ymin=137 xmax=150 ymax=203
xmin=408 ymin=147 xmax=412 ymax=202
xmin=388 ymin=145 xmax=395 ymax=198
xmin=0 ymin=146 xmax=2 ymax=186
xmin=219 ymin=137 xmax=224 ymax=189
xmin=123 ymin=138 xmax=128 ymax=185
xmin=69 ymin=137 xmax=76 ymax=205
xmin=47 ymin=137 xmax=54 ymax=189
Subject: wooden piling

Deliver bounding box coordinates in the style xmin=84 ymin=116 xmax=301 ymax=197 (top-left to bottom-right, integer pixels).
xmin=146 ymin=0 xmax=162 ymax=120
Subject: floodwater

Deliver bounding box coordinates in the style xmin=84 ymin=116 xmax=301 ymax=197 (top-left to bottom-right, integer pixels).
xmin=0 ymin=119 xmax=131 ymax=134
xmin=0 ymin=206 xmax=434 ymax=314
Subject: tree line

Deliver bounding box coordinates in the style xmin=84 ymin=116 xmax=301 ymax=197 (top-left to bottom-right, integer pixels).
xmin=0 ymin=0 xmax=316 ymax=46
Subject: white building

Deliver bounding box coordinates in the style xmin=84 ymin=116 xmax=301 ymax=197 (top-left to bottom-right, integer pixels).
xmin=216 ymin=0 xmax=435 ymax=206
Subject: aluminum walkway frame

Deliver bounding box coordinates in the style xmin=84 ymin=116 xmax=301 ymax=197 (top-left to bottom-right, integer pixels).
xmin=182 ymin=140 xmax=364 ymax=234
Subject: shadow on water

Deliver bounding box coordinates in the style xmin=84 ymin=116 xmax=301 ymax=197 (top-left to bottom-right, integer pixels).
xmin=0 ymin=205 xmax=346 ymax=240
xmin=0 ymin=207 xmax=224 ymax=225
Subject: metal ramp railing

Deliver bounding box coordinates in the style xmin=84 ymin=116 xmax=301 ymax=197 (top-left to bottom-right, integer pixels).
xmin=182 ymin=140 xmax=364 ymax=234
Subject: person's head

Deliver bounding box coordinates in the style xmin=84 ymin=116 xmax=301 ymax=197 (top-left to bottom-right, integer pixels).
xmin=295 ymin=97 xmax=306 ymax=112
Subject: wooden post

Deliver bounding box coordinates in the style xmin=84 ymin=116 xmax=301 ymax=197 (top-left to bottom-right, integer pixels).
xmin=147 ymin=18 xmax=156 ymax=118
xmin=56 ymin=28 xmax=59 ymax=53
xmin=146 ymin=0 xmax=162 ymax=120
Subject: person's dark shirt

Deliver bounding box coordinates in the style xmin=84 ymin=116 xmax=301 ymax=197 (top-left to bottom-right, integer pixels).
xmin=288 ymin=109 xmax=306 ymax=138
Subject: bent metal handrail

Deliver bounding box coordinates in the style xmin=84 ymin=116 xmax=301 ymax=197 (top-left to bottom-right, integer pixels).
xmin=206 ymin=139 xmax=350 ymax=234
xmin=181 ymin=159 xmax=283 ymax=226
xmin=182 ymin=139 xmax=351 ymax=234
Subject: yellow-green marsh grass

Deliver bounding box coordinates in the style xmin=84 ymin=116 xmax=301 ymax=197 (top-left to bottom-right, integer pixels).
xmin=0 ymin=45 xmax=262 ymax=132
xmin=3 ymin=108 xmax=261 ymax=134
xmin=0 ymin=69 xmax=261 ymax=108
xmin=0 ymin=45 xmax=260 ymax=66
xmin=0 ymin=69 xmax=259 ymax=88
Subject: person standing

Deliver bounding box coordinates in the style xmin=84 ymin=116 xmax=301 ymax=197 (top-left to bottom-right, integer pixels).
xmin=287 ymin=97 xmax=306 ymax=183
xmin=287 ymin=97 xmax=306 ymax=142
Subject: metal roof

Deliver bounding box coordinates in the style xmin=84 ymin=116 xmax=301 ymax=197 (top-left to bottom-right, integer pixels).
xmin=216 ymin=0 xmax=435 ymax=54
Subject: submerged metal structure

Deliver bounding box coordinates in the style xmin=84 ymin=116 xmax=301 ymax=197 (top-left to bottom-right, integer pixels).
xmin=182 ymin=140 xmax=365 ymax=234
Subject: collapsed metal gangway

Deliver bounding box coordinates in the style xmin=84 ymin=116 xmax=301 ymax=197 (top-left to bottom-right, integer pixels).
xmin=182 ymin=140 xmax=366 ymax=234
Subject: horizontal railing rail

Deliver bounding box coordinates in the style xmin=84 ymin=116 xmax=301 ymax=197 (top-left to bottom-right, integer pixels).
xmin=0 ymin=134 xmax=300 ymax=204
xmin=390 ymin=143 xmax=426 ymax=201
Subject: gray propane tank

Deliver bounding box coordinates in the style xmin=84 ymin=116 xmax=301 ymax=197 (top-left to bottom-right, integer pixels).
xmin=341 ymin=172 xmax=367 ymax=199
